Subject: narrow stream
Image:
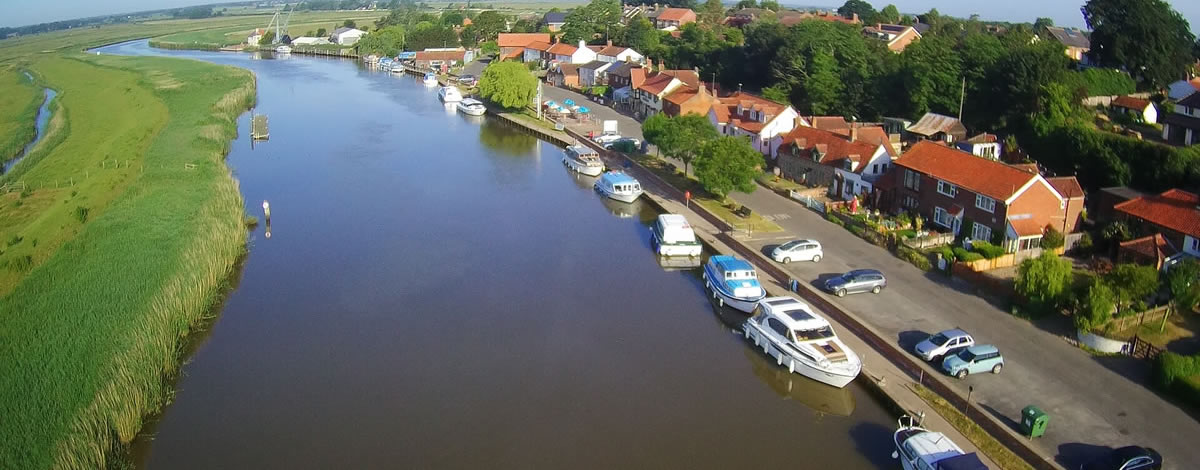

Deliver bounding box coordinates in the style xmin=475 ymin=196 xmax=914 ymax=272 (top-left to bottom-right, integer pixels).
xmin=4 ymin=73 xmax=57 ymax=173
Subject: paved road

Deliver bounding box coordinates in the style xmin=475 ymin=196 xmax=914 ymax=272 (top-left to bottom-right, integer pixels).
xmin=540 ymin=83 xmax=1200 ymax=468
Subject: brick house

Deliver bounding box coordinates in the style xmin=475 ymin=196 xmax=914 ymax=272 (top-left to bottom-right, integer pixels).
xmin=1113 ymin=189 xmax=1200 ymax=260
xmin=633 ymin=66 xmax=698 ymax=118
xmin=498 ymin=33 xmax=551 ymax=60
xmin=862 ymin=23 xmax=921 ymax=52
xmin=708 ymin=92 xmax=800 ymax=156
xmin=547 ymin=63 xmax=580 ymax=88
xmin=654 ymin=8 xmax=696 ymax=29
xmin=772 ymin=125 xmax=892 ymax=199
xmin=877 ymin=141 xmax=1084 ymax=252
xmin=663 ymin=83 xmax=717 ymax=117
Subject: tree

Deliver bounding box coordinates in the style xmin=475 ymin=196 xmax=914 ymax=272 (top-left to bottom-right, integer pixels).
xmin=317 ymin=27 xmax=327 ymax=37
xmin=343 ymin=19 xmax=357 ymax=28
xmin=561 ymin=0 xmax=622 ymax=44
xmin=472 ymin=10 xmax=508 ymax=43
xmin=800 ymin=47 xmax=843 ymax=115
xmin=735 ymin=0 xmax=758 ymax=9
xmin=647 ymin=114 xmax=718 ymax=175
xmin=760 ymin=0 xmax=780 ymax=12
xmin=1164 ymin=259 xmax=1200 ymax=330
xmin=1016 ymin=252 xmax=1073 ymax=308
xmin=1105 ymin=263 xmax=1159 ymax=314
xmin=356 ymin=25 xmax=406 ymax=56
xmin=406 ymin=22 xmax=459 ymax=50
xmin=1032 ymin=17 xmax=1054 ymax=33
xmin=258 ymin=30 xmax=276 ymax=46
xmin=621 ymin=16 xmax=661 ymax=56
xmin=693 ymin=137 xmax=761 ymax=199
xmin=897 ymin=34 xmax=962 ymax=117
xmin=478 ymin=61 xmax=538 ymax=109
xmin=480 ymin=40 xmax=499 ymax=56
xmin=837 ymin=0 xmax=876 ymax=21
xmin=1040 ymin=227 xmax=1065 ymax=249
xmin=1076 ymin=280 xmax=1115 ymax=331
xmin=700 ymin=0 xmax=726 ymax=24
xmin=511 ymin=17 xmax=539 ymax=33
xmin=440 ymin=11 xmax=465 ymax=26
xmin=877 ymin=4 xmax=900 ymax=24
xmin=1083 ymin=0 xmax=1196 ymax=88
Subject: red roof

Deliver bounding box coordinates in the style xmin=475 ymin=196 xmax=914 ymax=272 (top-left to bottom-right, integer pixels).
xmin=598 ymin=45 xmax=628 ymax=56
xmin=498 ymin=33 xmax=551 ymax=48
xmin=524 ymin=41 xmax=552 ymax=51
xmin=630 ymin=68 xmax=647 ymax=89
xmin=656 ymin=8 xmax=695 ymax=22
xmin=1046 ymin=176 xmax=1084 ymax=199
xmin=415 ymin=50 xmax=466 ymax=61
xmin=777 ymin=125 xmax=880 ymax=167
xmin=547 ymin=43 xmax=578 ymax=55
xmin=1114 ymin=189 xmax=1200 ymax=238
xmin=1009 ymin=163 xmax=1040 ymax=174
xmin=665 ymin=86 xmax=699 ymax=105
xmin=1120 ymin=234 xmax=1177 ymax=262
xmin=853 ymin=126 xmax=896 ymax=157
xmin=1009 ymin=217 xmax=1049 ymax=237
xmin=710 ymin=92 xmax=788 ymax=134
xmin=637 ymin=73 xmax=678 ymax=95
xmin=810 ymin=116 xmax=848 ymax=132
xmin=895 ymin=141 xmax=1038 ymax=201
xmin=1111 ymin=96 xmax=1151 ymax=111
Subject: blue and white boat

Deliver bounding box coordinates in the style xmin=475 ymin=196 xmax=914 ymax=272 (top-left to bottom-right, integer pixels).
xmin=593 ymin=171 xmax=643 ymax=203
xmin=423 ymin=73 xmax=439 ymax=87
xmin=702 ymin=255 xmax=766 ymax=313
xmin=379 ymin=58 xmax=394 ymax=71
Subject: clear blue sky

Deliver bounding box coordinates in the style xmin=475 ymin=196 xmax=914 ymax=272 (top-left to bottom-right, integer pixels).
xmin=1 ymin=0 xmax=1198 ymax=32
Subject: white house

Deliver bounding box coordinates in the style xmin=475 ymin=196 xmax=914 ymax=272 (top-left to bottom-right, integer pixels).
xmin=596 ymin=41 xmax=643 ymax=63
xmin=578 ymin=60 xmax=614 ymax=88
xmin=547 ymin=40 xmax=598 ymax=64
xmin=634 ymin=72 xmax=687 ymax=117
xmin=709 ymin=92 xmax=800 ymax=156
xmin=1110 ymin=96 xmax=1158 ymax=125
xmin=331 ymin=27 xmax=366 ymax=46
xmin=290 ymin=36 xmax=331 ymax=46
xmin=831 ymin=137 xmax=895 ymax=201
xmin=247 ymin=28 xmax=265 ymax=45
xmin=954 ymin=133 xmax=1003 ymax=160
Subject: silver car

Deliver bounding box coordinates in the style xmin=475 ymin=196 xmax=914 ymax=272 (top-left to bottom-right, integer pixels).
xmin=771 ymin=239 xmax=823 ymax=263
xmin=823 ymin=269 xmax=886 ymax=297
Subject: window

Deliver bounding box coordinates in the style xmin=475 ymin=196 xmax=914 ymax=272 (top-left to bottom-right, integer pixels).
xmin=937 ymin=180 xmax=957 ymax=197
xmin=981 ymin=146 xmax=995 ymax=158
xmin=933 ymin=207 xmax=954 ymax=228
xmin=872 ymin=164 xmax=879 ymax=173
xmin=975 ymin=194 xmax=996 ymax=213
xmin=1190 ymin=237 xmax=1199 ymax=252
xmin=767 ymin=318 xmax=789 ymax=337
xmin=971 ymin=222 xmax=992 ymax=242
xmin=902 ymin=196 xmax=919 ymax=209
xmin=903 ymin=169 xmax=921 ymax=190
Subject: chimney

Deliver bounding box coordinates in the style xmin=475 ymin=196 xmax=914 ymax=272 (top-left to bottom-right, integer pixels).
xmin=607 ymin=39 xmax=613 ymax=47
xmin=851 ymin=126 xmax=858 ymax=142
xmin=578 ymin=40 xmax=586 ymax=50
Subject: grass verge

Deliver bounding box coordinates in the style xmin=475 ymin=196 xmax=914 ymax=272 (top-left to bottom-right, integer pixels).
xmin=631 ymin=153 xmax=783 ymax=232
xmin=0 ymin=52 xmax=255 ymax=469
xmin=909 ymin=384 xmax=1035 ymax=470
xmin=0 ymin=67 xmax=42 ymax=165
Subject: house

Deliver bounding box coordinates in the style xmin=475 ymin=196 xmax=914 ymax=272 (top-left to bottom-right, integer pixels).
xmin=547 ymin=40 xmax=598 ymax=64
xmin=247 ymin=28 xmax=265 ymax=45
xmin=1114 ymin=189 xmax=1200 ymax=260
xmin=877 ymin=141 xmax=1083 ymax=252
xmin=655 ymin=8 xmax=696 ymax=30
xmin=831 ymin=127 xmax=901 ymax=201
xmin=290 ymin=36 xmax=330 ymax=46
xmin=578 ymin=60 xmax=614 ymax=88
xmin=1110 ymin=96 xmax=1157 ymax=125
xmin=955 ymin=133 xmax=1002 ymax=160
xmin=708 ymin=91 xmax=800 ymax=156
xmin=543 ymin=11 xmax=567 ymax=32
xmin=724 ymin=8 xmax=771 ymax=27
xmin=1167 ymin=78 xmax=1200 ymax=102
xmin=663 ymin=83 xmax=718 ymax=118
xmin=1161 ymin=91 xmax=1200 ymax=145
xmin=1092 ymin=186 xmax=1145 ymax=223
xmin=1044 ymin=26 xmax=1091 ymax=64
xmin=596 ymin=41 xmax=643 ymax=63
xmin=1118 ymin=234 xmax=1179 ymax=270
xmin=498 ymin=33 xmax=552 ymax=60
xmin=906 ymin=112 xmax=968 ymax=143
xmin=414 ymin=49 xmax=473 ymax=69
xmin=547 ymin=63 xmax=581 ymax=88
xmin=523 ymin=41 xmax=553 ymax=63
xmin=778 ymin=10 xmax=859 ymax=27
xmin=772 ymin=125 xmax=894 ymax=199
xmin=606 ymin=61 xmax=643 ymax=90
xmin=633 ymin=66 xmax=696 ymax=117
xmin=331 ymin=27 xmax=366 ymax=46
xmin=863 ymin=23 xmax=921 ymax=53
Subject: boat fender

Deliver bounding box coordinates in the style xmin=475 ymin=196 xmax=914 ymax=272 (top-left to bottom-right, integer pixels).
xmin=789 ymin=279 xmax=799 ymax=292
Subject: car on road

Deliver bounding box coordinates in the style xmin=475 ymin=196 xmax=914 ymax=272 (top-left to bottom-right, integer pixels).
xmin=823 ymin=269 xmax=886 ymax=297
xmin=457 ymin=75 xmax=477 ymax=86
xmin=593 ymin=133 xmax=623 ymax=145
xmin=603 ymin=137 xmax=640 ymax=150
xmin=771 ymin=239 xmax=823 ymax=264
xmin=1080 ymin=445 xmax=1162 ymax=470
xmin=914 ymin=329 xmax=975 ymax=362
xmin=941 ymin=345 xmax=1004 ymax=379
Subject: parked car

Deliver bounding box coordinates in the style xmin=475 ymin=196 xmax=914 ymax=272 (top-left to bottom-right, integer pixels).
xmin=1080 ymin=446 xmax=1162 ymax=470
xmin=823 ymin=269 xmax=885 ymax=297
xmin=603 ymin=137 xmax=640 ymax=150
xmin=771 ymin=239 xmax=823 ymax=264
xmin=941 ymin=345 xmax=1004 ymax=379
xmin=914 ymin=329 xmax=975 ymax=362
xmin=593 ymin=133 xmax=623 ymax=145
xmin=457 ymin=75 xmax=477 ymax=86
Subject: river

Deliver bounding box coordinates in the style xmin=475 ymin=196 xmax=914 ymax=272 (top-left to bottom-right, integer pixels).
xmin=3 ymin=72 xmax=57 ymax=173
xmin=97 ymin=40 xmax=897 ymax=469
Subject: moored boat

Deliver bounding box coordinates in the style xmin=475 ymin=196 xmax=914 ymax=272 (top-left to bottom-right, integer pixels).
xmin=743 ymin=296 xmax=862 ymax=388
xmin=593 ymin=171 xmax=642 ymax=203
xmin=423 ymin=73 xmax=439 ymax=86
xmin=893 ymin=416 xmax=989 ymax=470
xmin=456 ymin=98 xmax=487 ymax=116
xmin=563 ymin=144 xmax=605 ymax=177
xmin=438 ymin=85 xmax=462 ymax=102
xmin=702 ymin=255 xmax=765 ymax=312
xmin=275 ymin=45 xmax=291 ymax=53
xmin=651 ymin=214 xmax=702 ymax=257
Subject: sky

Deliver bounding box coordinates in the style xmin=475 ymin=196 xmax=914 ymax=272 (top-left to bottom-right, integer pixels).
xmin=1 ymin=0 xmax=1199 ymax=32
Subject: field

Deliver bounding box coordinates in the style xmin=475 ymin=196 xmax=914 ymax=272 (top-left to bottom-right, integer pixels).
xmin=0 ymin=30 xmax=255 ymax=470
xmin=147 ymin=10 xmax=386 ymax=49
xmin=0 ymin=67 xmax=42 ymax=164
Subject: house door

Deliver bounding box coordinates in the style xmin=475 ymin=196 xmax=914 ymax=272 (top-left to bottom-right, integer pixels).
xmin=951 ymin=217 xmax=961 ymax=235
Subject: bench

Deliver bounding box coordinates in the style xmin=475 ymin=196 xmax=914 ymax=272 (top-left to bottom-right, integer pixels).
xmin=734 ymin=206 xmax=752 ymax=218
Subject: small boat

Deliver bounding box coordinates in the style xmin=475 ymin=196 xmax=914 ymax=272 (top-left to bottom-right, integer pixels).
xmin=743 ymin=296 xmax=862 ymax=388
xmin=893 ymin=416 xmax=989 ymax=470
xmin=651 ymin=214 xmax=702 ymax=257
xmin=593 ymin=171 xmax=643 ymax=203
xmin=438 ymin=86 xmax=463 ymax=102
xmin=423 ymin=73 xmax=439 ymax=87
xmin=275 ymin=45 xmax=291 ymax=53
xmin=702 ymin=255 xmax=765 ymax=313
xmin=390 ymin=63 xmax=406 ymax=74
xmin=563 ymin=144 xmax=605 ymax=177
xmin=456 ymin=98 xmax=487 ymax=116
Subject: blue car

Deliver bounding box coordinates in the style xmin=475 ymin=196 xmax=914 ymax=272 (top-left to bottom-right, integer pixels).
xmin=941 ymin=345 xmax=1004 ymax=379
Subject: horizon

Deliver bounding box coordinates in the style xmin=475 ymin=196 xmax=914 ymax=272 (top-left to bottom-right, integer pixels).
xmin=1 ymin=0 xmax=1198 ymax=35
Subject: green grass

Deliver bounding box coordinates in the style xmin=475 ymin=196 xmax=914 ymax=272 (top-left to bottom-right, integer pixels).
xmin=631 ymin=153 xmax=783 ymax=233
xmin=910 ymin=384 xmax=1035 ymax=470
xmin=148 ymin=12 xmax=385 ymax=49
xmin=0 ymin=53 xmax=254 ymax=469
xmin=755 ymin=173 xmax=805 ymax=192
xmin=0 ymin=67 xmax=42 ymax=164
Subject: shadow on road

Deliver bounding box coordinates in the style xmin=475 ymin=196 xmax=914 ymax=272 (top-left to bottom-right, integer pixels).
xmin=811 ymin=273 xmax=843 ymax=291
xmin=979 ymin=403 xmax=1022 ymax=434
xmin=849 ymin=421 xmax=898 ymax=470
xmin=898 ymin=330 xmax=931 ymax=351
xmin=1056 ymin=442 xmax=1113 ymax=469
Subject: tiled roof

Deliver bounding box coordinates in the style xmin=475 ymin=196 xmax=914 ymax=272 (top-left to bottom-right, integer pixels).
xmin=547 ymin=43 xmax=578 ymax=55
xmin=894 ymin=141 xmax=1038 ymax=201
xmin=552 ymin=63 xmax=580 ymax=76
xmin=1009 ymin=163 xmax=1040 ymax=174
xmin=657 ymin=8 xmax=695 ymax=22
xmin=415 ymin=50 xmax=466 ymax=61
xmin=1178 ymin=91 xmax=1200 ymax=108
xmin=853 ymin=127 xmax=896 ymax=157
xmin=543 ymin=12 xmax=567 ymax=24
xmin=498 ymin=33 xmax=551 ymax=48
xmin=1112 ymin=96 xmax=1151 ymax=110
xmin=810 ymin=116 xmax=848 ymax=131
xmin=524 ymin=41 xmax=552 ymax=51
xmin=1114 ymin=189 xmax=1200 ymax=238
xmin=778 ymin=126 xmax=880 ymax=167
xmin=1046 ymin=177 xmax=1084 ymax=199
xmin=907 ymin=113 xmax=964 ymax=137
xmin=1161 ymin=111 xmax=1200 ymax=130
xmin=637 ymin=73 xmax=678 ymax=95
xmin=607 ymin=62 xmax=641 ymax=77
xmin=1009 ymin=217 xmax=1049 ymax=237
xmin=665 ymin=86 xmax=699 ymax=105
xmin=598 ymin=45 xmax=629 ymax=56
xmin=1120 ymin=234 xmax=1177 ymax=262
xmin=1045 ymin=26 xmax=1090 ymax=49
xmin=966 ymin=132 xmax=997 ymax=144
xmin=711 ymin=92 xmax=787 ymax=134
xmin=500 ymin=49 xmax=523 ymax=59
xmin=661 ymin=69 xmax=699 ymax=87
xmin=579 ymin=60 xmax=610 ymax=71
xmin=630 ymin=68 xmax=647 ymax=89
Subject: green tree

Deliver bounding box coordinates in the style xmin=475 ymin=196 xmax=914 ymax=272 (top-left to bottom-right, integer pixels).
xmin=837 ymin=0 xmax=876 ymax=21
xmin=1016 ymin=252 xmax=1073 ymax=308
xmin=561 ymin=0 xmax=622 ymax=44
xmin=1076 ymin=280 xmax=1115 ymax=331
xmin=735 ymin=0 xmax=758 ymax=9
xmin=760 ymin=0 xmax=780 ymax=12
xmin=621 ymin=16 xmax=661 ymax=56
xmin=511 ymin=17 xmax=539 ymax=33
xmin=440 ymin=11 xmax=465 ymax=26
xmin=700 ymin=0 xmax=726 ymax=24
xmin=258 ymin=30 xmax=276 ymax=45
xmin=1105 ymin=263 xmax=1160 ymax=314
xmin=317 ymin=27 xmax=327 ymax=37
xmin=1164 ymin=259 xmax=1200 ymax=330
xmin=801 ymin=47 xmax=843 ymax=115
xmin=479 ymin=61 xmax=538 ymax=109
xmin=1032 ymin=17 xmax=1054 ymax=33
xmin=355 ymin=25 xmax=406 ymax=56
xmin=480 ymin=40 xmax=499 ymax=56
xmin=472 ymin=10 xmax=508 ymax=43
xmin=897 ymin=35 xmax=962 ymax=117
xmin=641 ymin=113 xmax=670 ymax=153
xmin=1083 ymin=0 xmax=1196 ymax=88
xmin=343 ymin=19 xmax=357 ymax=28
xmin=648 ymin=114 xmax=719 ymax=175
xmin=877 ymin=4 xmax=900 ymax=23
xmin=693 ymin=137 xmax=761 ymax=199
xmin=407 ymin=22 xmax=459 ymax=50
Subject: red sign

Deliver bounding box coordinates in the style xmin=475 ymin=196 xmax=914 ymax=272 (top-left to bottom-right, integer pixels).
xmin=684 ymin=191 xmax=691 ymax=200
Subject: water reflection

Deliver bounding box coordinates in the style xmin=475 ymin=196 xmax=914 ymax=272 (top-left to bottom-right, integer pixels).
xmin=656 ymin=255 xmax=702 ymax=271
xmin=744 ymin=348 xmax=856 ymax=417
xmin=479 ymin=118 xmax=538 ymax=156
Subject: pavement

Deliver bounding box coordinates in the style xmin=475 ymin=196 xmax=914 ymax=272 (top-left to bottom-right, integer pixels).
xmin=541 ymin=82 xmax=1200 ymax=469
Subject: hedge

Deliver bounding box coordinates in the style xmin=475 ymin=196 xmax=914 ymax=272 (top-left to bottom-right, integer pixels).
xmin=953 ymin=247 xmax=984 ymax=262
xmin=898 ymin=246 xmax=932 ymax=271
xmin=1154 ymin=352 xmax=1200 ymax=408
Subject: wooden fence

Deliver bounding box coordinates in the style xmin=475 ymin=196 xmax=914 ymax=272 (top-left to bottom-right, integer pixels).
xmin=1128 ymin=335 xmax=1165 ymax=361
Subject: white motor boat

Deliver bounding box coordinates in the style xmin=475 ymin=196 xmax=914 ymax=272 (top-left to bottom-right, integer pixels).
xmin=423 ymin=73 xmax=439 ymax=87
xmin=275 ymin=45 xmax=291 ymax=53
xmin=701 ymin=255 xmax=765 ymax=313
xmin=893 ymin=416 xmax=989 ymax=470
xmin=563 ymin=144 xmax=604 ymax=177
xmin=651 ymin=214 xmax=702 ymax=257
xmin=438 ymin=86 xmax=463 ymax=102
xmin=743 ymin=296 xmax=862 ymax=388
xmin=593 ymin=171 xmax=642 ymax=203
xmin=456 ymin=98 xmax=487 ymax=116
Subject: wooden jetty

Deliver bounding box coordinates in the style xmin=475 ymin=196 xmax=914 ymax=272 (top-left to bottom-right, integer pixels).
xmin=251 ymin=114 xmax=269 ymax=140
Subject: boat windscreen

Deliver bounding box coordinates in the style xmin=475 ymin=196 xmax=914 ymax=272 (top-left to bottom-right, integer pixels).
xmin=794 ymin=326 xmax=834 ymax=341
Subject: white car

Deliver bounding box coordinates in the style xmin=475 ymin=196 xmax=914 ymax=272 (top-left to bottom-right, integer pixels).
xmin=771 ymin=239 xmax=823 ymax=263
xmin=593 ymin=134 xmax=623 ymax=145
xmin=913 ymin=329 xmax=975 ymax=362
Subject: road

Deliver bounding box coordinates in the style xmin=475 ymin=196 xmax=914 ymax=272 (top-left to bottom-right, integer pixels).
xmin=541 ymin=83 xmax=1200 ymax=468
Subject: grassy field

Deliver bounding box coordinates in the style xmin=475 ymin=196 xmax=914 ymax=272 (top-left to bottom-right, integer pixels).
xmin=148 ymin=11 xmax=386 ymax=49
xmin=0 ymin=50 xmax=255 ymax=468
xmin=0 ymin=67 xmax=42 ymax=164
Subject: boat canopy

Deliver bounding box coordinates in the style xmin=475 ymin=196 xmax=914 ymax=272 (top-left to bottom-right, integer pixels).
xmin=710 ymin=255 xmax=755 ymax=275
xmin=567 ymin=144 xmax=598 ymax=156
xmin=935 ymin=453 xmax=987 ymax=470
xmin=601 ymin=172 xmax=638 ymax=186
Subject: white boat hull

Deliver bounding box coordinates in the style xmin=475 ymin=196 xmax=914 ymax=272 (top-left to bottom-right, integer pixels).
xmin=744 ymin=325 xmax=860 ymax=388
xmin=653 ymin=238 xmax=701 ymax=257
xmin=564 ymin=157 xmax=604 ymax=177
xmin=459 ymin=106 xmax=486 ymax=116
xmin=424 ymin=79 xmax=438 ymax=87
xmin=594 ymin=183 xmax=642 ymax=203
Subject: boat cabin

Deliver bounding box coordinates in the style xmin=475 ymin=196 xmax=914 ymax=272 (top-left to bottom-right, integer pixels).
xmin=598 ymin=172 xmax=641 ymax=194
xmin=654 ymin=214 xmax=698 ymax=245
xmin=896 ymin=428 xmax=985 ymax=470
xmin=752 ymin=297 xmax=846 ymax=361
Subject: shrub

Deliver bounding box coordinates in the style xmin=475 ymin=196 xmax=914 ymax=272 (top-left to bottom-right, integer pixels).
xmin=1041 ymin=227 xmax=1064 ymax=249
xmin=1075 ymin=280 xmax=1115 ymax=331
xmin=894 ymin=212 xmax=911 ymax=228
xmin=1154 ymin=352 xmax=1200 ymax=395
xmin=1073 ymin=232 xmax=1094 ymax=254
xmin=960 ymin=251 xmax=984 ymax=262
xmin=848 ymin=225 xmax=866 ymax=238
xmin=971 ymin=241 xmax=1006 ymax=259
xmin=825 ymin=212 xmax=844 ymax=227
xmin=1016 ymin=252 xmax=1073 ymax=307
xmin=898 ymin=246 xmax=932 ymax=271
xmin=937 ymin=246 xmax=956 ymax=262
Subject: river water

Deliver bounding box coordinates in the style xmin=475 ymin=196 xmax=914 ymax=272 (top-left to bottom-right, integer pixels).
xmin=3 ymin=75 xmax=57 ymax=173
xmin=98 ymin=40 xmax=896 ymax=469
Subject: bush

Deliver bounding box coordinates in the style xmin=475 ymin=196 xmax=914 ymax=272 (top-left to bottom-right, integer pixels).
xmin=825 ymin=212 xmax=844 ymax=227
xmin=898 ymin=246 xmax=932 ymax=271
xmin=937 ymin=246 xmax=956 ymax=262
xmin=1041 ymin=227 xmax=1064 ymax=249
xmin=952 ymin=247 xmax=983 ymax=262
xmin=1075 ymin=280 xmax=1115 ymax=331
xmin=971 ymin=241 xmax=1006 ymax=259
xmin=1073 ymin=232 xmax=1094 ymax=254
xmin=1154 ymin=352 xmax=1200 ymax=407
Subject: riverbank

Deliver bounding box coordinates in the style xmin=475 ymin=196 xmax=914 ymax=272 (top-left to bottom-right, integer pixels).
xmin=0 ymin=68 xmax=42 ymax=166
xmin=0 ymin=53 xmax=255 ymax=468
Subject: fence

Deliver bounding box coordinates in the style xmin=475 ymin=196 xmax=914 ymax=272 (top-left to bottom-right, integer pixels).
xmin=1128 ymin=335 xmax=1166 ymax=361
xmin=901 ymin=232 xmax=954 ymax=250
xmin=1080 ymin=92 xmax=1152 ymax=107
xmin=1106 ymin=305 xmax=1171 ymax=334
xmin=789 ymin=191 xmax=825 ymax=213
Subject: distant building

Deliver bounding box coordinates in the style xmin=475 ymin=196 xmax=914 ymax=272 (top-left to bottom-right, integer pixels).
xmin=708 ymin=91 xmax=800 ymax=156
xmin=247 ymin=28 xmax=265 ymax=45
xmin=778 ymin=10 xmax=859 ymax=27
xmin=542 ymin=11 xmax=567 ymax=32
xmin=497 ymin=33 xmax=551 ymax=60
xmin=290 ymin=36 xmax=330 ymax=46
xmin=654 ymin=8 xmax=696 ymax=30
xmin=906 ymin=113 xmax=968 ymax=143
xmin=414 ymin=48 xmax=474 ymax=69
xmin=862 ymin=23 xmax=921 ymax=53
xmin=331 ymin=27 xmax=366 ymax=46
xmin=955 ymin=133 xmax=1002 ymax=160
xmin=1167 ymin=78 xmax=1200 ymax=102
xmin=1044 ymin=26 xmax=1091 ymax=64
xmin=1114 ymin=189 xmax=1200 ymax=261
xmin=1110 ymin=96 xmax=1158 ymax=125
xmin=1161 ymin=92 xmax=1200 ymax=145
